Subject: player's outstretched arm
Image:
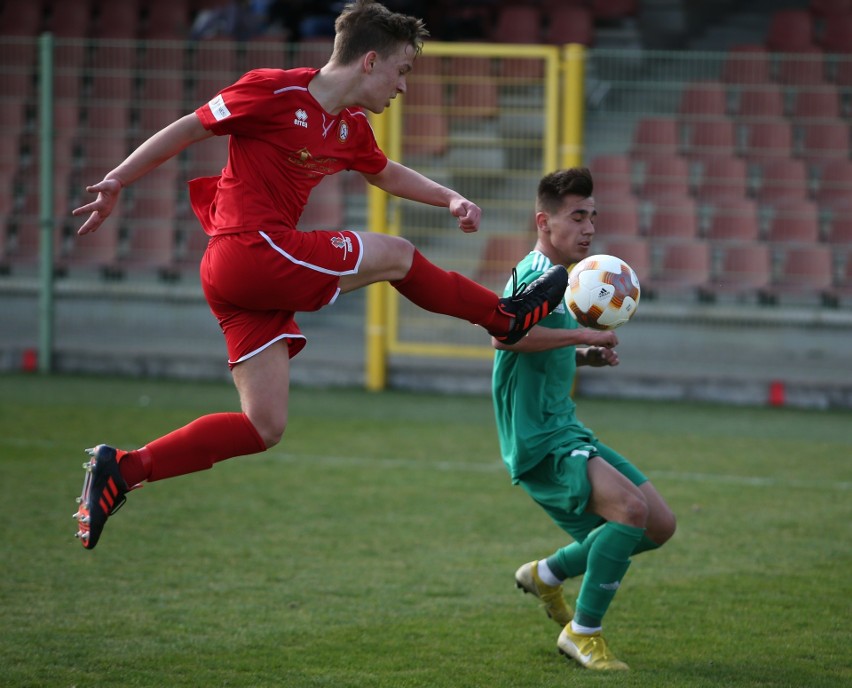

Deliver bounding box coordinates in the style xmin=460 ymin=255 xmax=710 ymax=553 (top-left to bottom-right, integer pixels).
xmin=73 ymin=114 xmax=213 ymax=235
xmin=362 ymin=160 xmax=481 ymax=233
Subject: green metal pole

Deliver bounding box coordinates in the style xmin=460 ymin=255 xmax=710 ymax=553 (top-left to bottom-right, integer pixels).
xmin=38 ymin=33 xmax=55 ymax=374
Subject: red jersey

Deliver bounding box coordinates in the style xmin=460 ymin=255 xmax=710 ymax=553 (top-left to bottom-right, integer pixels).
xmin=191 ymin=68 xmax=388 ymax=236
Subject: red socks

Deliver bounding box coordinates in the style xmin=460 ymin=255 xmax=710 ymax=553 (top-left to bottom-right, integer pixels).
xmin=391 ymin=249 xmax=511 ymax=334
xmin=118 ymin=412 xmax=266 ymax=485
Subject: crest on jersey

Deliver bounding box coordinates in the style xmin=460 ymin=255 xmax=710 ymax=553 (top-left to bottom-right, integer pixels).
xmin=337 ymin=119 xmax=349 ymax=143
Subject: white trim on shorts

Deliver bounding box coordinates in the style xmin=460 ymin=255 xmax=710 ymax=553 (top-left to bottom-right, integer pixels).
xmin=229 ymin=333 xmax=307 ymax=366
xmin=258 ymin=230 xmax=363 ymax=276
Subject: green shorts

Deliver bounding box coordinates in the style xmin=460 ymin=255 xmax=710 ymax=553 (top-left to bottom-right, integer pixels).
xmin=517 ymin=437 xmax=647 ymax=543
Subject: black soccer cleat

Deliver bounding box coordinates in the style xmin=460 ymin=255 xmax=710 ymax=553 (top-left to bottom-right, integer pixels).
xmin=492 ymin=264 xmax=568 ymax=345
xmin=73 ymin=445 xmax=133 ymax=550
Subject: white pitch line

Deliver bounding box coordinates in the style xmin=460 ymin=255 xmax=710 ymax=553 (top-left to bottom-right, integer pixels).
xmin=266 ymin=452 xmax=852 ymax=491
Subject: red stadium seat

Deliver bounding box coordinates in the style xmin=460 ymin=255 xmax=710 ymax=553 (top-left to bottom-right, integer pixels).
xmin=598 ymin=237 xmax=651 ymax=287
xmin=544 ymin=6 xmax=594 ymax=46
xmin=640 ymin=156 xmax=691 ymax=199
xmin=810 ymin=0 xmax=852 ymax=18
xmin=826 ymin=213 xmax=852 ymax=245
xmin=0 ymin=0 xmax=44 ymax=36
xmin=595 ymin=195 xmax=641 ymax=238
xmin=475 ymin=235 xmax=535 ymax=291
xmin=631 ymin=117 xmax=680 ymax=161
xmin=591 ymin=0 xmax=638 ymax=21
xmin=708 ymin=242 xmax=772 ymax=300
xmin=652 ymin=240 xmax=712 ymax=295
xmin=765 ymin=200 xmax=821 ymax=244
xmin=790 ymin=86 xmax=841 ymax=121
xmin=799 ymin=121 xmax=851 ymax=164
xmin=93 ymin=0 xmax=141 ymax=38
xmin=46 ymin=1 xmax=93 ymax=37
xmin=590 ymin=154 xmax=634 ymax=200
xmin=682 ymin=118 xmax=738 ymax=160
xmin=647 ymin=197 xmax=699 ymax=239
xmin=447 ymin=57 xmax=498 ymax=119
xmin=755 ymin=159 xmax=810 ymax=203
xmin=814 ymin=159 xmax=852 ymax=208
xmin=766 ymin=10 xmax=815 ymax=52
xmin=821 ymin=12 xmax=852 ymax=53
xmin=243 ymin=40 xmax=290 ymax=70
xmin=291 ymin=39 xmax=333 ymax=69
xmin=299 ymin=175 xmax=344 ymax=231
xmin=705 ymin=198 xmax=761 ymax=242
xmin=722 ymin=45 xmax=771 ymax=85
xmin=764 ymin=245 xmax=834 ymax=303
xmin=776 ymin=48 xmax=827 ymax=86
xmin=678 ymin=81 xmax=729 ymax=118
xmin=492 ymin=4 xmax=541 ymax=44
xmin=696 ymin=157 xmax=750 ymax=201
xmin=143 ymin=0 xmax=191 ymax=39
xmin=743 ymin=120 xmax=794 ymax=163
xmin=735 ymin=84 xmax=786 ymax=120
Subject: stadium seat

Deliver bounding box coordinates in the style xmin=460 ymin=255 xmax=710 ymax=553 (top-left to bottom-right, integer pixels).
xmin=678 ymin=81 xmax=729 ymax=118
xmin=243 ymin=40 xmax=290 ymax=70
xmin=755 ymin=158 xmax=810 ymax=203
xmin=46 ymin=1 xmax=93 ymax=37
xmin=652 ymin=240 xmax=712 ymax=296
xmin=447 ymin=57 xmax=498 ymax=119
xmin=776 ymin=48 xmax=827 ymax=86
xmin=137 ymin=41 xmax=187 ymax=74
xmin=0 ymin=0 xmax=44 ymax=35
xmin=594 ymin=195 xmax=641 ymax=238
xmin=765 ymin=200 xmax=821 ymax=244
xmin=492 ymin=4 xmax=541 ymax=44
xmin=475 ymin=235 xmax=535 ymax=291
xmin=590 ymin=154 xmax=634 ymax=199
xmin=403 ymin=112 xmax=449 ymax=158
xmin=682 ymin=118 xmax=738 ymax=160
xmin=707 ymin=241 xmax=772 ymax=299
xmin=544 ymin=6 xmax=594 ymax=46
xmin=695 ymin=156 xmax=750 ymax=200
xmin=90 ymin=43 xmax=138 ymax=72
xmin=192 ymin=37 xmax=240 ymax=81
xmin=598 ymin=237 xmax=651 ymax=288
xmin=766 ymin=10 xmax=815 ymax=52
xmin=142 ymin=0 xmax=191 ymax=39
xmin=826 ymin=213 xmax=852 ymax=246
xmin=298 ymin=175 xmax=344 ymax=231
xmin=743 ymin=120 xmax=794 ymax=162
xmin=735 ymin=84 xmax=786 ymax=120
xmin=186 ymin=135 xmax=230 ymax=178
xmin=92 ymin=1 xmax=141 ymax=38
xmin=810 ymin=0 xmax=852 ymax=18
xmin=790 ymin=86 xmax=841 ymax=121
xmin=820 ymin=12 xmax=852 ymax=53
xmin=640 ymin=156 xmax=691 ymax=199
xmin=705 ymin=198 xmax=761 ymax=242
xmin=722 ymin=45 xmax=771 ymax=85
xmin=121 ymin=191 xmax=179 ymax=275
xmin=647 ymin=197 xmax=699 ymax=239
xmin=291 ymin=39 xmax=334 ymax=69
xmin=814 ymin=158 xmax=852 ymax=208
xmin=798 ymin=121 xmax=851 ymax=165
xmin=87 ymin=73 xmax=136 ymax=102
xmin=631 ymin=117 xmax=681 ymax=161
xmin=763 ymin=245 xmax=834 ymax=303
xmin=591 ymin=0 xmax=638 ymax=21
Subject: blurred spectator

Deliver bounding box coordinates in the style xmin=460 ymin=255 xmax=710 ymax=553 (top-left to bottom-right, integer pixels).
xmin=191 ymin=0 xmax=268 ymax=41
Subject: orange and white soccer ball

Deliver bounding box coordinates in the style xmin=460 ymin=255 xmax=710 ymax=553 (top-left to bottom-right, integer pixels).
xmin=566 ymin=254 xmax=641 ymax=330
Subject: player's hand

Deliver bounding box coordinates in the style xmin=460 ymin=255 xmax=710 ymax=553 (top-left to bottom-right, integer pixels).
xmin=449 ymin=198 xmax=481 ymax=233
xmin=72 ymin=178 xmax=123 ymax=235
xmin=584 ymin=345 xmax=619 ymax=367
xmin=585 ymin=330 xmax=619 ymax=348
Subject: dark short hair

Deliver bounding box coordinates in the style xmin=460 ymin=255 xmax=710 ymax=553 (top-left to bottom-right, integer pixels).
xmin=537 ymin=168 xmax=594 ymax=214
xmin=332 ymin=0 xmax=429 ymax=65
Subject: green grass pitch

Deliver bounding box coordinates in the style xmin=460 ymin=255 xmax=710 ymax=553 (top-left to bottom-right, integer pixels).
xmin=0 ymin=373 xmax=849 ymax=687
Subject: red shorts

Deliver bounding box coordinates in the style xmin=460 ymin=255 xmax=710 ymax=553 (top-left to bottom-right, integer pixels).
xmin=200 ymin=229 xmax=363 ymax=367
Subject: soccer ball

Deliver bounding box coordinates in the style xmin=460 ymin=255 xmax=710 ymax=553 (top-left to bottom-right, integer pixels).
xmin=565 ymin=254 xmax=641 ymax=330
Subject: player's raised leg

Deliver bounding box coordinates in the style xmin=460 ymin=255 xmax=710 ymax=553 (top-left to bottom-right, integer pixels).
xmin=341 ymin=232 xmax=568 ymax=344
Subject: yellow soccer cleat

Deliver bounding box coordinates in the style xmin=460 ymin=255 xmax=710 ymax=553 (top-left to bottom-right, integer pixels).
xmin=557 ymin=626 xmax=629 ymax=671
xmin=514 ymin=561 xmax=573 ymax=627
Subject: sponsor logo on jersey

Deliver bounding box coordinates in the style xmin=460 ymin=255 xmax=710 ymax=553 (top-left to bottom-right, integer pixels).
xmin=294 ymin=108 xmax=308 ymax=128
xmin=337 ymin=119 xmax=349 ymax=143
xmin=208 ymin=94 xmax=231 ymax=121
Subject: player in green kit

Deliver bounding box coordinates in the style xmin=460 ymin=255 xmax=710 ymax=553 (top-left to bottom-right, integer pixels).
xmin=491 ymin=168 xmax=676 ymax=671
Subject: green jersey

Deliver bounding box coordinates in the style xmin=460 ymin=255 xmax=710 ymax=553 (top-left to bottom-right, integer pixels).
xmin=492 ymin=251 xmax=592 ymax=482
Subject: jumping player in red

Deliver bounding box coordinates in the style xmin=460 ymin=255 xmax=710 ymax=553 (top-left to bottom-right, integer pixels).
xmin=71 ymin=0 xmax=567 ymax=549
